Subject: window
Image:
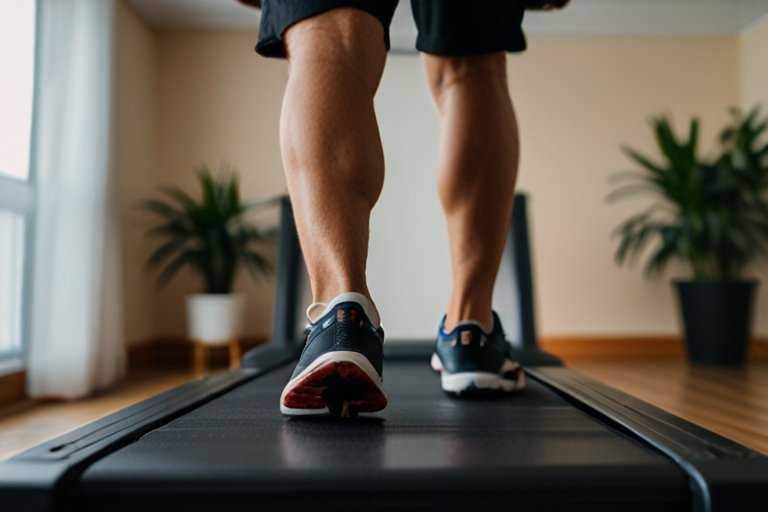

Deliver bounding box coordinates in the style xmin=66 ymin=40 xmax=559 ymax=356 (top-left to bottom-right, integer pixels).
xmin=0 ymin=0 xmax=35 ymax=180
xmin=0 ymin=0 xmax=37 ymax=364
xmin=0 ymin=213 xmax=25 ymax=356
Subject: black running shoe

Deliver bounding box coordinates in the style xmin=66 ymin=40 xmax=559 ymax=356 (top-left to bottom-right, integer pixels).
xmin=280 ymin=297 xmax=387 ymax=417
xmin=431 ymin=312 xmax=526 ymax=397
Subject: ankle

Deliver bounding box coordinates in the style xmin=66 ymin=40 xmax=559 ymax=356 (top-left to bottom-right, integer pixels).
xmin=443 ymin=307 xmax=493 ymax=333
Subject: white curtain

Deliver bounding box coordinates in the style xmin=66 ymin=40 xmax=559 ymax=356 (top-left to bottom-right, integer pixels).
xmin=27 ymin=0 xmax=125 ymax=399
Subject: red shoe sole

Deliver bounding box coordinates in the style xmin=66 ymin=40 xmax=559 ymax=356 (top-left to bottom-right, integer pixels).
xmin=282 ymin=361 xmax=387 ymax=417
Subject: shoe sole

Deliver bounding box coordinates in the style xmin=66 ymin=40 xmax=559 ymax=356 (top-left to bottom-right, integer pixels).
xmin=441 ymin=371 xmax=526 ymax=397
xmin=431 ymin=353 xmax=526 ymax=397
xmin=280 ymin=351 xmax=387 ymax=417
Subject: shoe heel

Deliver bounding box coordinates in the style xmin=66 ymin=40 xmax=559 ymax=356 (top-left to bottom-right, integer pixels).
xmin=322 ymin=362 xmax=387 ymax=417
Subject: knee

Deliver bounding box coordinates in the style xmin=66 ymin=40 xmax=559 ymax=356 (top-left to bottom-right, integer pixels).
xmin=425 ymin=53 xmax=508 ymax=105
xmin=283 ymin=7 xmax=386 ymax=89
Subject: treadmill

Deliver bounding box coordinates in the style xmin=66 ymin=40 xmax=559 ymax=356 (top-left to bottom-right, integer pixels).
xmin=2 ymin=195 xmax=766 ymax=512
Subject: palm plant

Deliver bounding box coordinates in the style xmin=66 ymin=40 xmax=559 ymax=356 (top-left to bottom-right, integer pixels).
xmin=609 ymin=107 xmax=768 ymax=280
xmin=139 ymin=165 xmax=277 ymax=293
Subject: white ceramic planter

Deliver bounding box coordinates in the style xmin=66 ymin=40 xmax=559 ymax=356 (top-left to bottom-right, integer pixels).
xmin=186 ymin=293 xmax=247 ymax=346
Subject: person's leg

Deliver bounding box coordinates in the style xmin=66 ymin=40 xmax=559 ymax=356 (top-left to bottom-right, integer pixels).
xmin=415 ymin=0 xmax=537 ymax=396
xmin=423 ymin=52 xmax=525 ymax=396
xmin=272 ymin=6 xmax=392 ymax=416
xmin=280 ymin=7 xmax=387 ymax=317
xmin=423 ymin=52 xmax=519 ymax=332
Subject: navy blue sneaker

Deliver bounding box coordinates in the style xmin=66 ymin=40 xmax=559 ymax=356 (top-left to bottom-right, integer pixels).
xmin=431 ymin=312 xmax=525 ymax=396
xmin=280 ymin=293 xmax=387 ymax=417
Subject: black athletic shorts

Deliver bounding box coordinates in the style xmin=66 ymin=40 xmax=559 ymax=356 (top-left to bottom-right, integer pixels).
xmin=256 ymin=0 xmax=526 ymax=58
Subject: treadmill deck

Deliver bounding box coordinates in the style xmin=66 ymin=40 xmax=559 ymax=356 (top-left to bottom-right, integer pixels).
xmin=71 ymin=359 xmax=690 ymax=511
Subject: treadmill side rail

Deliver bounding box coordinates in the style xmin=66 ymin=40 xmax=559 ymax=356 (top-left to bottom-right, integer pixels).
xmin=0 ymin=370 xmax=261 ymax=512
xmin=527 ymin=366 xmax=768 ymax=512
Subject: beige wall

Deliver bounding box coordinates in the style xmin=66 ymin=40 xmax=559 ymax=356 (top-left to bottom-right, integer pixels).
xmin=741 ymin=16 xmax=768 ymax=110
xmin=740 ymin=16 xmax=768 ymax=340
xmin=150 ymin=29 xmax=287 ymax=339
xmin=114 ymin=1 xmax=158 ymax=345
xmin=512 ymin=36 xmax=745 ymax=337
xmin=114 ymin=6 xmax=768 ymax=343
xmin=115 ymin=8 xmax=288 ymax=343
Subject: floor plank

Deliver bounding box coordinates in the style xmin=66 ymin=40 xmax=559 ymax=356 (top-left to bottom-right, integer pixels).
xmin=0 ymin=368 xmax=191 ymax=461
xmin=568 ymin=359 xmax=768 ymax=455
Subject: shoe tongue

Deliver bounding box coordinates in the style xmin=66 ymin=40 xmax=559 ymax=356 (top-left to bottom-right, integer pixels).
xmin=306 ymin=292 xmax=380 ymax=327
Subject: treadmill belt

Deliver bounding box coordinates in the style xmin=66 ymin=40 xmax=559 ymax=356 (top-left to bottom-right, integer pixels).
xmin=72 ymin=359 xmax=690 ymax=511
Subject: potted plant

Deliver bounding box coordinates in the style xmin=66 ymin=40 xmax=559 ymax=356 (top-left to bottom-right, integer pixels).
xmin=139 ymin=164 xmax=276 ymax=366
xmin=610 ymin=106 xmax=768 ymax=365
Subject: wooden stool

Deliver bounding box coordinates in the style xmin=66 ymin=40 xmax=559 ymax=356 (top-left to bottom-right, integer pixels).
xmin=192 ymin=338 xmax=241 ymax=377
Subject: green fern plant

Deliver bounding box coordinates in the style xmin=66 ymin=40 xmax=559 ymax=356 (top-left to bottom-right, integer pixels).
xmin=138 ymin=164 xmax=277 ymax=293
xmin=609 ymin=106 xmax=768 ymax=280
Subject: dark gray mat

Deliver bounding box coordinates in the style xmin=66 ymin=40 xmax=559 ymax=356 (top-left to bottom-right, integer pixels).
xmin=73 ymin=360 xmax=690 ymax=511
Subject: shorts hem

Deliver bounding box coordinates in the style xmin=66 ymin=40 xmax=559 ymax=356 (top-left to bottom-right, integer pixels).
xmin=415 ymin=35 xmax=527 ymax=57
xmin=256 ymin=1 xmax=396 ymax=59
xmin=255 ymin=36 xmax=286 ymax=58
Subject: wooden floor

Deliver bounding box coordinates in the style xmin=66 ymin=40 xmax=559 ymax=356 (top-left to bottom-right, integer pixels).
xmin=569 ymin=358 xmax=768 ymax=455
xmin=0 ymin=368 xmax=192 ymax=461
xmin=0 ymin=358 xmax=766 ymax=461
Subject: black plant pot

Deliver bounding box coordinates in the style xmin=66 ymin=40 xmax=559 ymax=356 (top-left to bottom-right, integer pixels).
xmin=674 ymin=280 xmax=757 ymax=366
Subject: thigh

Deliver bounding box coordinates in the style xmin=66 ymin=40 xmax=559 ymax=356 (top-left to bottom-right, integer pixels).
xmin=257 ymin=0 xmax=400 ymax=58
xmin=410 ymin=0 xmax=526 ymax=56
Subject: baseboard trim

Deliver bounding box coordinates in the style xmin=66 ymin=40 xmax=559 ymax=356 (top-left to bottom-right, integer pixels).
xmin=129 ymin=335 xmax=768 ymax=368
xmin=128 ymin=336 xmax=268 ymax=370
xmin=0 ymin=371 xmax=27 ymax=410
xmin=540 ymin=336 xmax=768 ymax=361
